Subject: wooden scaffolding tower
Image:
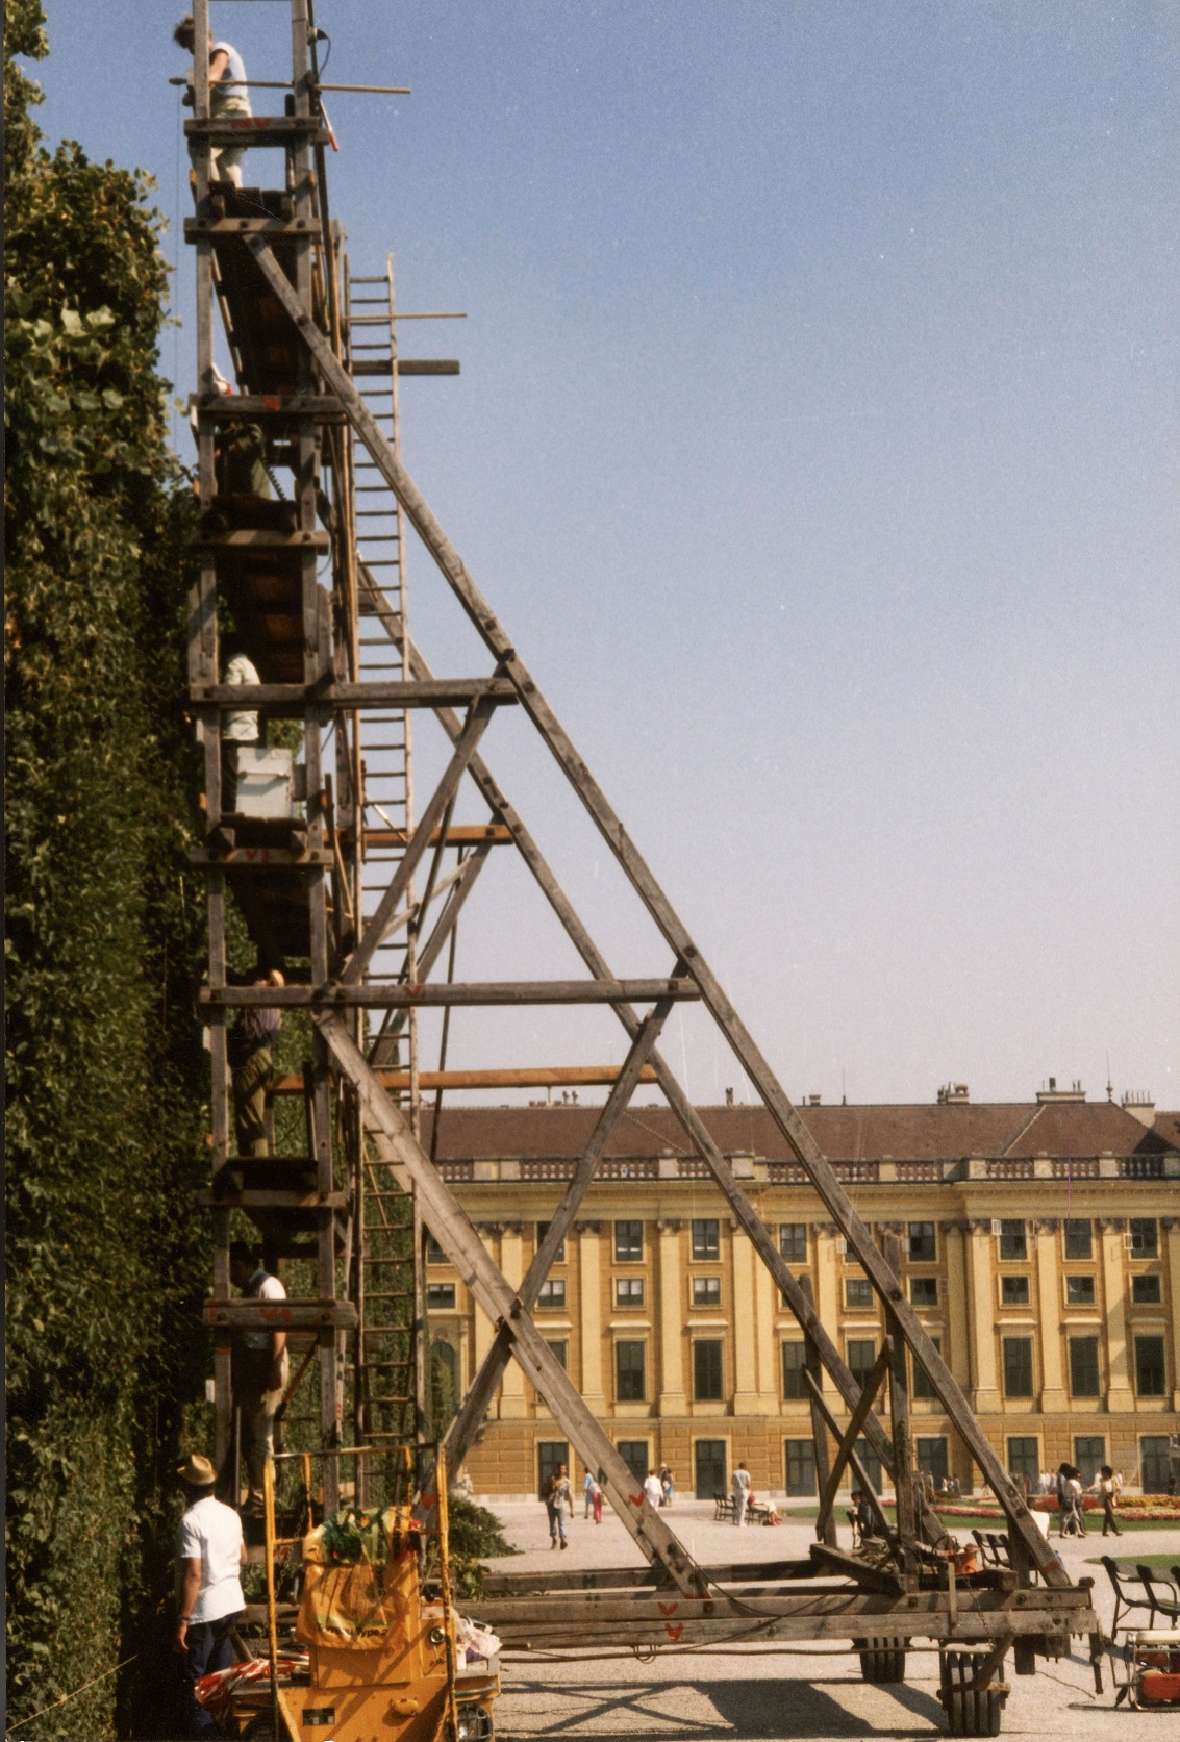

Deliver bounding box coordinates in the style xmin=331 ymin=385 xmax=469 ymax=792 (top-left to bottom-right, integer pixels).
xmin=185 ymin=3 xmax=1102 ymax=1728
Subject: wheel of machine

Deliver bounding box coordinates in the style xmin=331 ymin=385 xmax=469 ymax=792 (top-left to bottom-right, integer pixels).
xmin=858 ymin=1636 xmax=907 ymax=1683
xmin=940 ymin=1648 xmax=1005 ymax=1737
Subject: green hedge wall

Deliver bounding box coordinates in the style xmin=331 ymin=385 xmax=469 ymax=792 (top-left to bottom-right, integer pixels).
xmin=5 ymin=4 xmax=213 ymax=1734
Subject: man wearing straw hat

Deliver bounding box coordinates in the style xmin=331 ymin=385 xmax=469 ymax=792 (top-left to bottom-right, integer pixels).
xmin=175 ymin=1453 xmax=246 ymax=1735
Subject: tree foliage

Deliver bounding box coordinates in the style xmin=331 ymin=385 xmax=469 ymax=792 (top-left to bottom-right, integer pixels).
xmin=5 ymin=4 xmax=211 ymax=1734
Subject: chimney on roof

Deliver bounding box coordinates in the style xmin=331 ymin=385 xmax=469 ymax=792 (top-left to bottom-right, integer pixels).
xmin=806 ymin=1093 xmax=822 ymax=1107
xmin=725 ymin=1087 xmax=734 ymax=1107
xmin=1036 ymin=1077 xmax=1085 ymax=1104
xmin=1121 ymin=1091 xmax=1156 ymax=1128
xmin=936 ymin=1083 xmax=970 ymax=1104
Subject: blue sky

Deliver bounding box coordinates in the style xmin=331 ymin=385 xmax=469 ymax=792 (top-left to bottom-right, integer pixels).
xmin=30 ymin=2 xmax=1179 ymax=1109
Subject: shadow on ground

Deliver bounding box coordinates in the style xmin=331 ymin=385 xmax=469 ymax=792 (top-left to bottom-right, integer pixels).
xmin=497 ymin=1672 xmax=947 ymax=1738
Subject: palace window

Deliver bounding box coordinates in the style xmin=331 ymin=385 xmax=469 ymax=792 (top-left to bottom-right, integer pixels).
xmin=693 ymin=1338 xmax=724 ymax=1400
xmin=1063 ymin=1219 xmax=1092 ymax=1260
xmin=912 ymin=1336 xmax=941 ymax=1400
xmin=1069 ymin=1336 xmax=1100 ymax=1397
xmin=692 ymin=1276 xmax=721 ymax=1308
xmin=537 ymin=1278 xmax=566 ymax=1310
xmin=910 ymin=1277 xmax=938 ymax=1307
xmin=908 ymin=1221 xmax=936 ymax=1262
xmin=1134 ymin=1335 xmax=1166 ymax=1397
xmin=998 ymin=1220 xmax=1027 ymax=1261
xmin=535 ymin=1221 xmax=565 ymax=1263
xmin=614 ymin=1220 xmax=644 ymax=1262
xmin=782 ymin=1342 xmax=807 ymax=1400
xmin=1132 ymin=1274 xmax=1162 ymax=1305
xmin=1129 ymin=1218 xmax=1159 ymax=1260
xmin=779 ymin=1223 xmax=807 ymax=1263
xmin=845 ymin=1277 xmax=873 ymax=1309
xmin=847 ymin=1338 xmax=877 ymax=1391
xmin=426 ymin=1283 xmax=456 ymax=1310
xmin=616 ymin=1340 xmax=646 ymax=1401
xmin=1002 ymin=1336 xmax=1034 ymax=1397
xmin=1001 ymin=1276 xmax=1030 ymax=1306
xmin=692 ymin=1219 xmax=721 ymax=1261
xmin=1066 ymin=1275 xmax=1096 ymax=1307
xmin=616 ymin=1277 xmax=645 ymax=1308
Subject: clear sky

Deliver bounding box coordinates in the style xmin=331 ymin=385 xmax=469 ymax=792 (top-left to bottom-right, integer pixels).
xmin=30 ymin=2 xmax=1179 ymax=1110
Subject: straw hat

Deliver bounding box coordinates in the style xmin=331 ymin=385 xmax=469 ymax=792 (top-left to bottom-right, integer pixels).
xmin=177 ymin=1453 xmax=217 ymax=1488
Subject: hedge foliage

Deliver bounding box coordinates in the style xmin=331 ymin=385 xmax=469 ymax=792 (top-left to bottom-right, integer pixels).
xmin=5 ymin=3 xmax=212 ymax=1734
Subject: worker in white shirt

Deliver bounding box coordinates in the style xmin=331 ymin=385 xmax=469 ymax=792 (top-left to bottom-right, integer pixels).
xmin=174 ymin=1453 xmax=245 ymax=1736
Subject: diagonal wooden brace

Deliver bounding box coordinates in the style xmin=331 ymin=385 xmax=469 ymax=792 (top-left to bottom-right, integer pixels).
xmin=446 ymin=994 xmax=677 ymax=1468
xmin=316 ymin=1012 xmax=705 ymax=1596
xmin=252 ymin=240 xmax=1064 ymax=1583
xmin=814 ymin=1343 xmax=893 ymax=1544
xmin=342 ymin=695 xmax=496 ymax=984
xmin=803 ymin=1371 xmax=893 ymax=1544
xmin=355 ymin=575 xmax=953 ymax=1548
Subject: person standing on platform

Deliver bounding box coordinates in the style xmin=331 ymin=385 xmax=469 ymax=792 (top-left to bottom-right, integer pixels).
xmin=174 ymin=15 xmax=252 ymax=186
xmin=591 ymin=1479 xmax=604 ymax=1524
xmin=583 ymin=1469 xmax=596 ymax=1518
xmin=643 ymin=1469 xmax=663 ymax=1513
xmin=731 ymin=1460 xmax=751 ymax=1526
xmin=229 ymin=1241 xmax=289 ymax=1514
xmin=229 ymin=965 xmax=284 ymax=1157
xmin=174 ymin=1453 xmax=246 ymax=1736
xmin=219 ymin=644 xmax=261 ymax=819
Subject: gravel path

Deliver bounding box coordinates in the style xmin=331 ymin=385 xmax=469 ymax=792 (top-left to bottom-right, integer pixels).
xmin=473 ymin=1499 xmax=1180 ymax=1740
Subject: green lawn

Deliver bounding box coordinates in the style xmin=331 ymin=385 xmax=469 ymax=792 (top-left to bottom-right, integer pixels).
xmin=1087 ymin=1552 xmax=1180 ymax=1573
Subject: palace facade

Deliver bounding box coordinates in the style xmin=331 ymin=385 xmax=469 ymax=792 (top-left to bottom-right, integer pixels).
xmin=421 ymin=1085 xmax=1180 ymax=1500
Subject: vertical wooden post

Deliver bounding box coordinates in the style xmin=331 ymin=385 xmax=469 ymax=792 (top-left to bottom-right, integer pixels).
xmin=799 ymin=1276 xmax=836 ymax=1547
xmin=882 ymin=1232 xmax=916 ymax=1581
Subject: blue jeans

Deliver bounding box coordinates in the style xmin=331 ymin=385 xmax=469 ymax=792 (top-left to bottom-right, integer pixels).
xmin=183 ymin=1611 xmax=243 ymax=1736
xmin=546 ymin=1504 xmax=567 ymax=1542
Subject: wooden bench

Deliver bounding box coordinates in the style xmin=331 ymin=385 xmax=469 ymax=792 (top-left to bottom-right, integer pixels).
xmin=713 ymin=1493 xmax=733 ymax=1522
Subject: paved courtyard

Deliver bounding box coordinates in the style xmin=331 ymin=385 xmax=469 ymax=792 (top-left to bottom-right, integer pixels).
xmin=473 ymin=1498 xmax=1179 ymax=1740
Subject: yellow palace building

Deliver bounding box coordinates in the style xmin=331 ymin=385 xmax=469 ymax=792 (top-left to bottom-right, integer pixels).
xmin=420 ymin=1082 xmax=1180 ymax=1501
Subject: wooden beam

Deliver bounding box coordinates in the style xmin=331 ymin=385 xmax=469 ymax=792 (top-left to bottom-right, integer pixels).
xmin=314 ymin=1013 xmax=707 ymax=1597
xmin=201 ymin=979 xmax=699 ymax=1009
xmin=362 ymin=824 xmax=512 ymax=847
xmin=446 ymin=996 xmax=676 ymax=1468
xmin=814 ymin=1344 xmax=891 ymax=1545
xmin=272 ymin=1062 xmax=661 ymax=1094
xmin=352 ymin=574 xmax=943 ymax=1550
xmin=802 ymin=1371 xmax=894 ymax=1546
xmin=283 ymin=226 xmax=1069 ymax=1581
xmin=342 ymin=695 xmax=497 ymax=983
xmin=203 ymin=1299 xmax=357 ymax=1330
xmin=191 ymin=679 xmax=519 ymax=709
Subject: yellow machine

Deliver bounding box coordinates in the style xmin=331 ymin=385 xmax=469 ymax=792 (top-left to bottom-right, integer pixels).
xmin=226 ymin=1454 xmax=499 ymax=1742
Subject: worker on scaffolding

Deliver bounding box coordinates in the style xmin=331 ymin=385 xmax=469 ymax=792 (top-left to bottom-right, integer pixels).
xmin=229 ymin=1241 xmax=289 ymax=1516
xmin=228 ymin=962 xmax=284 ymax=1154
xmin=174 ymin=14 xmax=252 ymax=187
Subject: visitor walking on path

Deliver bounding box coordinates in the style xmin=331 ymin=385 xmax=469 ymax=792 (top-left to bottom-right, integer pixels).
xmin=583 ymin=1470 xmax=596 ymax=1518
xmin=732 ymin=1460 xmax=751 ymax=1527
xmin=1094 ymin=1465 xmax=1122 ymax=1537
xmin=545 ymin=1464 xmax=573 ymax=1548
xmin=591 ymin=1479 xmax=604 ymax=1524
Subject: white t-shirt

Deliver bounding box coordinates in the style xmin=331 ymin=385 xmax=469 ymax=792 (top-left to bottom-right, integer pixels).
xmin=178 ymin=1494 xmax=245 ymax=1623
xmin=242 ymin=1267 xmax=286 ymax=1353
xmin=211 ymin=42 xmax=251 ymax=116
xmin=732 ymin=1467 xmax=751 ymax=1495
xmin=224 ymin=653 xmax=260 ymax=742
xmin=643 ymin=1473 xmax=663 ymax=1507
